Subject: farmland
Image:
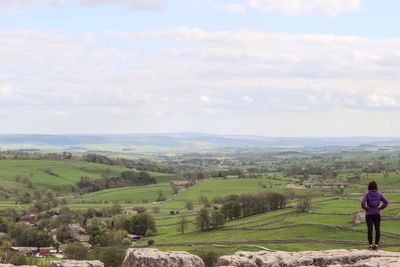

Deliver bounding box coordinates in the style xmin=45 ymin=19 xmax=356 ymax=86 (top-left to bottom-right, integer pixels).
xmin=1 ymin=147 xmax=400 ymax=259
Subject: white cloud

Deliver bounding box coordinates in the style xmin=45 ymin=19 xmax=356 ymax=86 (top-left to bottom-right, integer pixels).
xmin=0 ymin=0 xmax=166 ymax=11
xmin=0 ymin=85 xmax=11 ymax=96
xmin=220 ymin=0 xmax=362 ymax=15
xmin=367 ymin=94 xmax=399 ymax=108
xmin=79 ymin=0 xmax=166 ymax=9
xmin=2 ymin=28 xmax=400 ymax=135
xmin=242 ymin=96 xmax=254 ymax=102
xmin=200 ymin=96 xmax=211 ymax=103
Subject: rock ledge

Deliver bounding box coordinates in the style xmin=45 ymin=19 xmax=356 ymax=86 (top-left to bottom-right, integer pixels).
xmin=216 ymin=249 xmax=400 ymax=267
xmin=123 ymin=248 xmax=205 ymax=267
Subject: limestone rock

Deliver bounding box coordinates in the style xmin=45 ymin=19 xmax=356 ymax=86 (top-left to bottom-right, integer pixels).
xmin=123 ymin=248 xmax=205 ymax=267
xmin=49 ymin=260 xmax=104 ymax=267
xmin=216 ymin=249 xmax=400 ymax=267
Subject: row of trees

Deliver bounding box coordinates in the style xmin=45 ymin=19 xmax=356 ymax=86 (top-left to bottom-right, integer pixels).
xmin=218 ymin=192 xmax=286 ymax=220
xmin=77 ymin=170 xmax=156 ymax=193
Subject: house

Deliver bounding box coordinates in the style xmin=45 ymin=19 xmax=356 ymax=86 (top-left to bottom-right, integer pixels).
xmin=170 ymin=180 xmax=192 ymax=186
xmin=11 ymin=247 xmax=38 ymax=255
xmin=11 ymin=247 xmax=57 ymax=257
xmin=302 ymin=182 xmax=346 ymax=189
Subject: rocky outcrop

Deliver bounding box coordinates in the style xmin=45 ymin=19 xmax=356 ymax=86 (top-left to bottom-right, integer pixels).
xmin=216 ymin=249 xmax=400 ymax=267
xmin=123 ymin=248 xmax=205 ymax=267
xmin=49 ymin=260 xmax=104 ymax=267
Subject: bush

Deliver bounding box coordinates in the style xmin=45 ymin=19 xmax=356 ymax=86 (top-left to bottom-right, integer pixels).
xmin=64 ymin=243 xmax=89 ymax=260
xmin=133 ymin=206 xmax=146 ymax=214
xmin=93 ymin=247 xmax=126 ymax=267
xmin=126 ymin=213 xmax=156 ymax=237
xmin=297 ymin=195 xmax=311 ymax=213
xmin=147 ymin=239 xmax=155 ymax=246
xmin=194 ymin=249 xmax=220 ymax=267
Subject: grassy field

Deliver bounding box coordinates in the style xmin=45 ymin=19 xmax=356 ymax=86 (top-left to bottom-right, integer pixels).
xmin=73 ymin=183 xmax=175 ymax=204
xmin=2 ymin=157 xmax=400 ymax=254
xmin=0 ymin=159 xmax=179 ymax=189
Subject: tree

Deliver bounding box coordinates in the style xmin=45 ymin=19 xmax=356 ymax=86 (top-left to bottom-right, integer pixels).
xmin=133 ymin=206 xmax=147 ymax=214
xmin=64 ymin=243 xmax=89 ymax=260
xmin=126 ymin=213 xmax=156 ymax=236
xmin=87 ymin=224 xmax=106 ymax=247
xmin=196 ymin=208 xmax=210 ymax=231
xmin=220 ymin=201 xmax=241 ymax=220
xmin=199 ymin=195 xmax=210 ymax=207
xmin=93 ymin=247 xmax=126 ymax=267
xmin=185 ymin=201 xmax=194 ymax=210
xmin=55 ymin=224 xmax=73 ymax=243
xmin=210 ymin=210 xmax=225 ymax=229
xmin=297 ymin=195 xmax=311 ymax=213
xmin=171 ymin=184 xmax=179 ymax=194
xmin=177 ymin=215 xmax=189 ymax=235
xmin=156 ymin=190 xmax=167 ymax=202
xmin=98 ymin=230 xmax=127 ymax=247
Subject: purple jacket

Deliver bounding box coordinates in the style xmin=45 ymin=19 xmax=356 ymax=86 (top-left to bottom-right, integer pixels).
xmin=361 ymin=190 xmax=388 ymax=215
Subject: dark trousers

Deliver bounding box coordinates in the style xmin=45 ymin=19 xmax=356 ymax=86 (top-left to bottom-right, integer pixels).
xmin=366 ymin=214 xmax=381 ymax=245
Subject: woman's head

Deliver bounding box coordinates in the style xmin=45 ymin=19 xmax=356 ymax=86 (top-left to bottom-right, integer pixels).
xmin=368 ymin=181 xmax=378 ymax=191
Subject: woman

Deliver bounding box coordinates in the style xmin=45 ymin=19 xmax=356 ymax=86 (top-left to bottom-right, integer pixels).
xmin=361 ymin=181 xmax=388 ymax=250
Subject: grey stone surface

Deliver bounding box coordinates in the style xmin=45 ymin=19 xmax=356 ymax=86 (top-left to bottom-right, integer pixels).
xmin=49 ymin=260 xmax=104 ymax=267
xmin=216 ymin=249 xmax=400 ymax=267
xmin=123 ymin=248 xmax=205 ymax=267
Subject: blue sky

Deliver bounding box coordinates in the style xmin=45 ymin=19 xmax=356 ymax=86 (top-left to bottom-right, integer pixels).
xmin=1 ymin=0 xmax=400 ymax=136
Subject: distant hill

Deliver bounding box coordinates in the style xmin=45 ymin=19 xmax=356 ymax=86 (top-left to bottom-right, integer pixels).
xmin=1 ymin=133 xmax=400 ymax=149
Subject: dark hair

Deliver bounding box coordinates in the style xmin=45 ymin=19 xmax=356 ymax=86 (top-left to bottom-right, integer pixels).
xmin=368 ymin=181 xmax=378 ymax=191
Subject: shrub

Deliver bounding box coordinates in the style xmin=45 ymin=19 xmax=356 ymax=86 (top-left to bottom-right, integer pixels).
xmin=64 ymin=243 xmax=89 ymax=260
xmin=125 ymin=213 xmax=156 ymax=237
xmin=147 ymin=239 xmax=155 ymax=246
xmin=194 ymin=249 xmax=220 ymax=267
xmin=93 ymin=247 xmax=126 ymax=267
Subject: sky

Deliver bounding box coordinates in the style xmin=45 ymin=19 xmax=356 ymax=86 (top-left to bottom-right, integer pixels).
xmin=1 ymin=0 xmax=400 ymax=137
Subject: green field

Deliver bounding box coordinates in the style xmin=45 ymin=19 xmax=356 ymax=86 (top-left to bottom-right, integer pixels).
xmin=0 ymin=159 xmax=178 ymax=189
xmin=2 ymin=157 xmax=400 ymax=254
xmin=74 ymin=183 xmax=175 ymax=204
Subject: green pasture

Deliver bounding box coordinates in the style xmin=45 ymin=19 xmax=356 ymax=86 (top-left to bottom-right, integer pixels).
xmin=74 ymin=183 xmax=175 ymax=204
xmin=0 ymin=159 xmax=178 ymax=189
xmin=0 ymin=160 xmax=128 ymax=187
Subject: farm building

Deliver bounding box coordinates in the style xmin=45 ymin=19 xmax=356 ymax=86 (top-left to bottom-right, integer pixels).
xmin=170 ymin=180 xmax=192 ymax=186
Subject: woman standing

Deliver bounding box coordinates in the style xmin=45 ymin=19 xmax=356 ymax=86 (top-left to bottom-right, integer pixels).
xmin=361 ymin=181 xmax=388 ymax=250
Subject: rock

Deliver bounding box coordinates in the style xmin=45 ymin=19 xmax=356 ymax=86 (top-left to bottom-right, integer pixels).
xmin=0 ymin=265 xmax=37 ymax=267
xmin=49 ymin=260 xmax=104 ymax=267
xmin=216 ymin=249 xmax=400 ymax=267
xmin=123 ymin=248 xmax=205 ymax=267
xmin=353 ymin=211 xmax=366 ymax=224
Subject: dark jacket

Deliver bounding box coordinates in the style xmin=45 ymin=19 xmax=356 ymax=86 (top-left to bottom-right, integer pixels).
xmin=361 ymin=190 xmax=388 ymax=215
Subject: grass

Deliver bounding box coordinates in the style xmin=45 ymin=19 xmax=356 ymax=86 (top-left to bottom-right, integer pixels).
xmin=0 ymin=159 xmax=179 ymax=190
xmin=73 ymin=183 xmax=175 ymax=204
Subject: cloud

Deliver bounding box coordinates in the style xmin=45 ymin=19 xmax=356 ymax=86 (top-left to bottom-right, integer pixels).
xmin=200 ymin=96 xmax=211 ymax=103
xmin=2 ymin=28 xmax=400 ymax=135
xmin=0 ymin=0 xmax=167 ymax=11
xmin=79 ymin=0 xmax=166 ymax=10
xmin=367 ymin=94 xmax=399 ymax=108
xmin=242 ymin=96 xmax=254 ymax=102
xmin=220 ymin=0 xmax=362 ymax=15
xmin=0 ymin=85 xmax=11 ymax=96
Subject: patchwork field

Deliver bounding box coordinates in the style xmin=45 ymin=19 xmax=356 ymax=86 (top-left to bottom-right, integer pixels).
xmin=0 ymin=159 xmax=178 ymax=189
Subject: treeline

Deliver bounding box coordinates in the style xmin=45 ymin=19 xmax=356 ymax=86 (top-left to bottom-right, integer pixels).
xmin=281 ymin=165 xmax=338 ymax=179
xmin=82 ymin=154 xmax=175 ymax=174
xmin=216 ymin=192 xmax=286 ymax=220
xmin=77 ymin=170 xmax=156 ymax=193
